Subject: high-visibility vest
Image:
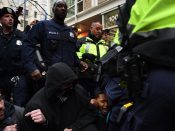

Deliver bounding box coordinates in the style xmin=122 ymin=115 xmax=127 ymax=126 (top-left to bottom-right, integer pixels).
xmin=77 ymin=37 xmax=108 ymax=59
xmin=127 ymin=0 xmax=175 ymax=66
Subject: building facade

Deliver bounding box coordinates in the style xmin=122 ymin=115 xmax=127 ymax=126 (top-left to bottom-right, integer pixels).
xmin=65 ymin=0 xmax=125 ymax=38
xmin=0 ymin=0 xmax=51 ymax=31
xmin=1 ymin=0 xmax=125 ymax=36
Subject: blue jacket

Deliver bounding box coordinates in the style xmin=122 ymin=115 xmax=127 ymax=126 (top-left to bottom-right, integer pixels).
xmin=0 ymin=27 xmax=25 ymax=76
xmin=22 ymin=19 xmax=79 ymax=73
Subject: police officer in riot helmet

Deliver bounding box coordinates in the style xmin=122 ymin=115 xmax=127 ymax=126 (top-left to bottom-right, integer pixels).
xmin=22 ymin=0 xmax=87 ymax=93
xmin=0 ymin=7 xmax=26 ymax=104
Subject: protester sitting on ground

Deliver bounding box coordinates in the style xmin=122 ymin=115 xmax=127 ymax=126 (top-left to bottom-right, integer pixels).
xmin=0 ymin=92 xmax=24 ymax=131
xmin=90 ymin=90 xmax=108 ymax=115
xmin=19 ymin=62 xmax=98 ymax=131
xmin=90 ymin=90 xmax=108 ymax=131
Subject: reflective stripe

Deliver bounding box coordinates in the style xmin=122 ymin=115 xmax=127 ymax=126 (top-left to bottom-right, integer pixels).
xmin=123 ymin=102 xmax=133 ymax=108
xmin=78 ymin=37 xmax=108 ymax=58
xmin=85 ymin=43 xmax=91 ymax=53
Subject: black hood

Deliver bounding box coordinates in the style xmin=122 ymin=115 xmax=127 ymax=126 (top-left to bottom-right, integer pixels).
xmin=44 ymin=62 xmax=78 ymax=100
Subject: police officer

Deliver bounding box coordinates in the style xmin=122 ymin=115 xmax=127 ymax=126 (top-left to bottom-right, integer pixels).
xmin=0 ymin=7 xmax=27 ymax=104
xmin=100 ymin=2 xmax=135 ymax=131
xmin=22 ymin=0 xmax=87 ymax=91
xmin=116 ymin=0 xmax=175 ymax=131
xmin=77 ymin=22 xmax=108 ymax=97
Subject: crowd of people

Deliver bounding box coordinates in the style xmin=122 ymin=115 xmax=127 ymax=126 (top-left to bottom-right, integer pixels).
xmin=0 ymin=0 xmax=175 ymax=131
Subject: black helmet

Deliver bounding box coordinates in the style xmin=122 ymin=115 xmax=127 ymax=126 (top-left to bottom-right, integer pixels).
xmin=0 ymin=7 xmax=16 ymax=18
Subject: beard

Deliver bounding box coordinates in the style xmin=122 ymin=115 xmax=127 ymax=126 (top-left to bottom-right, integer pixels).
xmin=54 ymin=12 xmax=67 ymax=22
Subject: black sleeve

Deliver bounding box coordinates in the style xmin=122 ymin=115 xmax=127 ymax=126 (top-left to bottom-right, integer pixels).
xmin=17 ymin=104 xmax=49 ymax=131
xmin=76 ymin=37 xmax=86 ymax=51
xmin=69 ymin=104 xmax=98 ymax=131
xmin=69 ymin=85 xmax=98 ymax=131
xmin=21 ymin=22 xmax=44 ymax=73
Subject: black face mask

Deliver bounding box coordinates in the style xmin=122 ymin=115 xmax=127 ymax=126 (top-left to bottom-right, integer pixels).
xmin=56 ymin=87 xmax=73 ymax=103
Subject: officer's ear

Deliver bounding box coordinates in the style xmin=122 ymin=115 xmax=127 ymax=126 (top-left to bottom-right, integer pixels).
xmin=52 ymin=7 xmax=55 ymax=13
xmin=52 ymin=3 xmax=56 ymax=13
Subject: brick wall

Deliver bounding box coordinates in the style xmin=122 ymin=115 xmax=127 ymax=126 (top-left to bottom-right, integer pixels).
xmin=98 ymin=0 xmax=108 ymax=5
xmin=84 ymin=0 xmax=92 ymax=10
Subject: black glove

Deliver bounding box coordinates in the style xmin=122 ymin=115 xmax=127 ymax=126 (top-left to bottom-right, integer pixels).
xmin=82 ymin=53 xmax=96 ymax=62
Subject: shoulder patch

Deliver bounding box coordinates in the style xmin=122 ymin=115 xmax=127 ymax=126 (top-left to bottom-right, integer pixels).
xmin=70 ymin=32 xmax=75 ymax=38
xmin=16 ymin=40 xmax=22 ymax=45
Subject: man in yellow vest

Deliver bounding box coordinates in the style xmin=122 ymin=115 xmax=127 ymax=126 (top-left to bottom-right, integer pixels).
xmin=77 ymin=22 xmax=108 ymax=97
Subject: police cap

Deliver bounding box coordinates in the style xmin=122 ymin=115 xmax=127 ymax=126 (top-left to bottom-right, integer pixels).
xmin=0 ymin=7 xmax=16 ymax=18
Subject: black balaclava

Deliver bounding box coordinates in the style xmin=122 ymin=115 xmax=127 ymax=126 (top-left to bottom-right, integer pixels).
xmin=44 ymin=62 xmax=78 ymax=102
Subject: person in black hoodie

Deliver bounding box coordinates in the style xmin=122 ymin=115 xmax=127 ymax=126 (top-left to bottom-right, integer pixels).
xmin=0 ymin=93 xmax=24 ymax=131
xmin=19 ymin=62 xmax=98 ymax=131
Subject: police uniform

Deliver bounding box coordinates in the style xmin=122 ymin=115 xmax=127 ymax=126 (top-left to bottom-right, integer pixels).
xmin=22 ymin=19 xmax=78 ymax=72
xmin=102 ymin=2 xmax=136 ymax=131
xmin=118 ymin=0 xmax=175 ymax=131
xmin=22 ymin=19 xmax=79 ymax=96
xmin=0 ymin=27 xmax=26 ymax=102
xmin=0 ymin=7 xmax=29 ymax=106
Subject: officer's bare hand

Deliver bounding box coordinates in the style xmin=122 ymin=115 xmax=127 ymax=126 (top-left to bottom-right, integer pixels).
xmin=3 ymin=124 xmax=17 ymax=131
xmin=30 ymin=69 xmax=42 ymax=80
xmin=64 ymin=128 xmax=72 ymax=131
xmin=25 ymin=109 xmax=46 ymax=124
xmin=80 ymin=61 xmax=88 ymax=72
